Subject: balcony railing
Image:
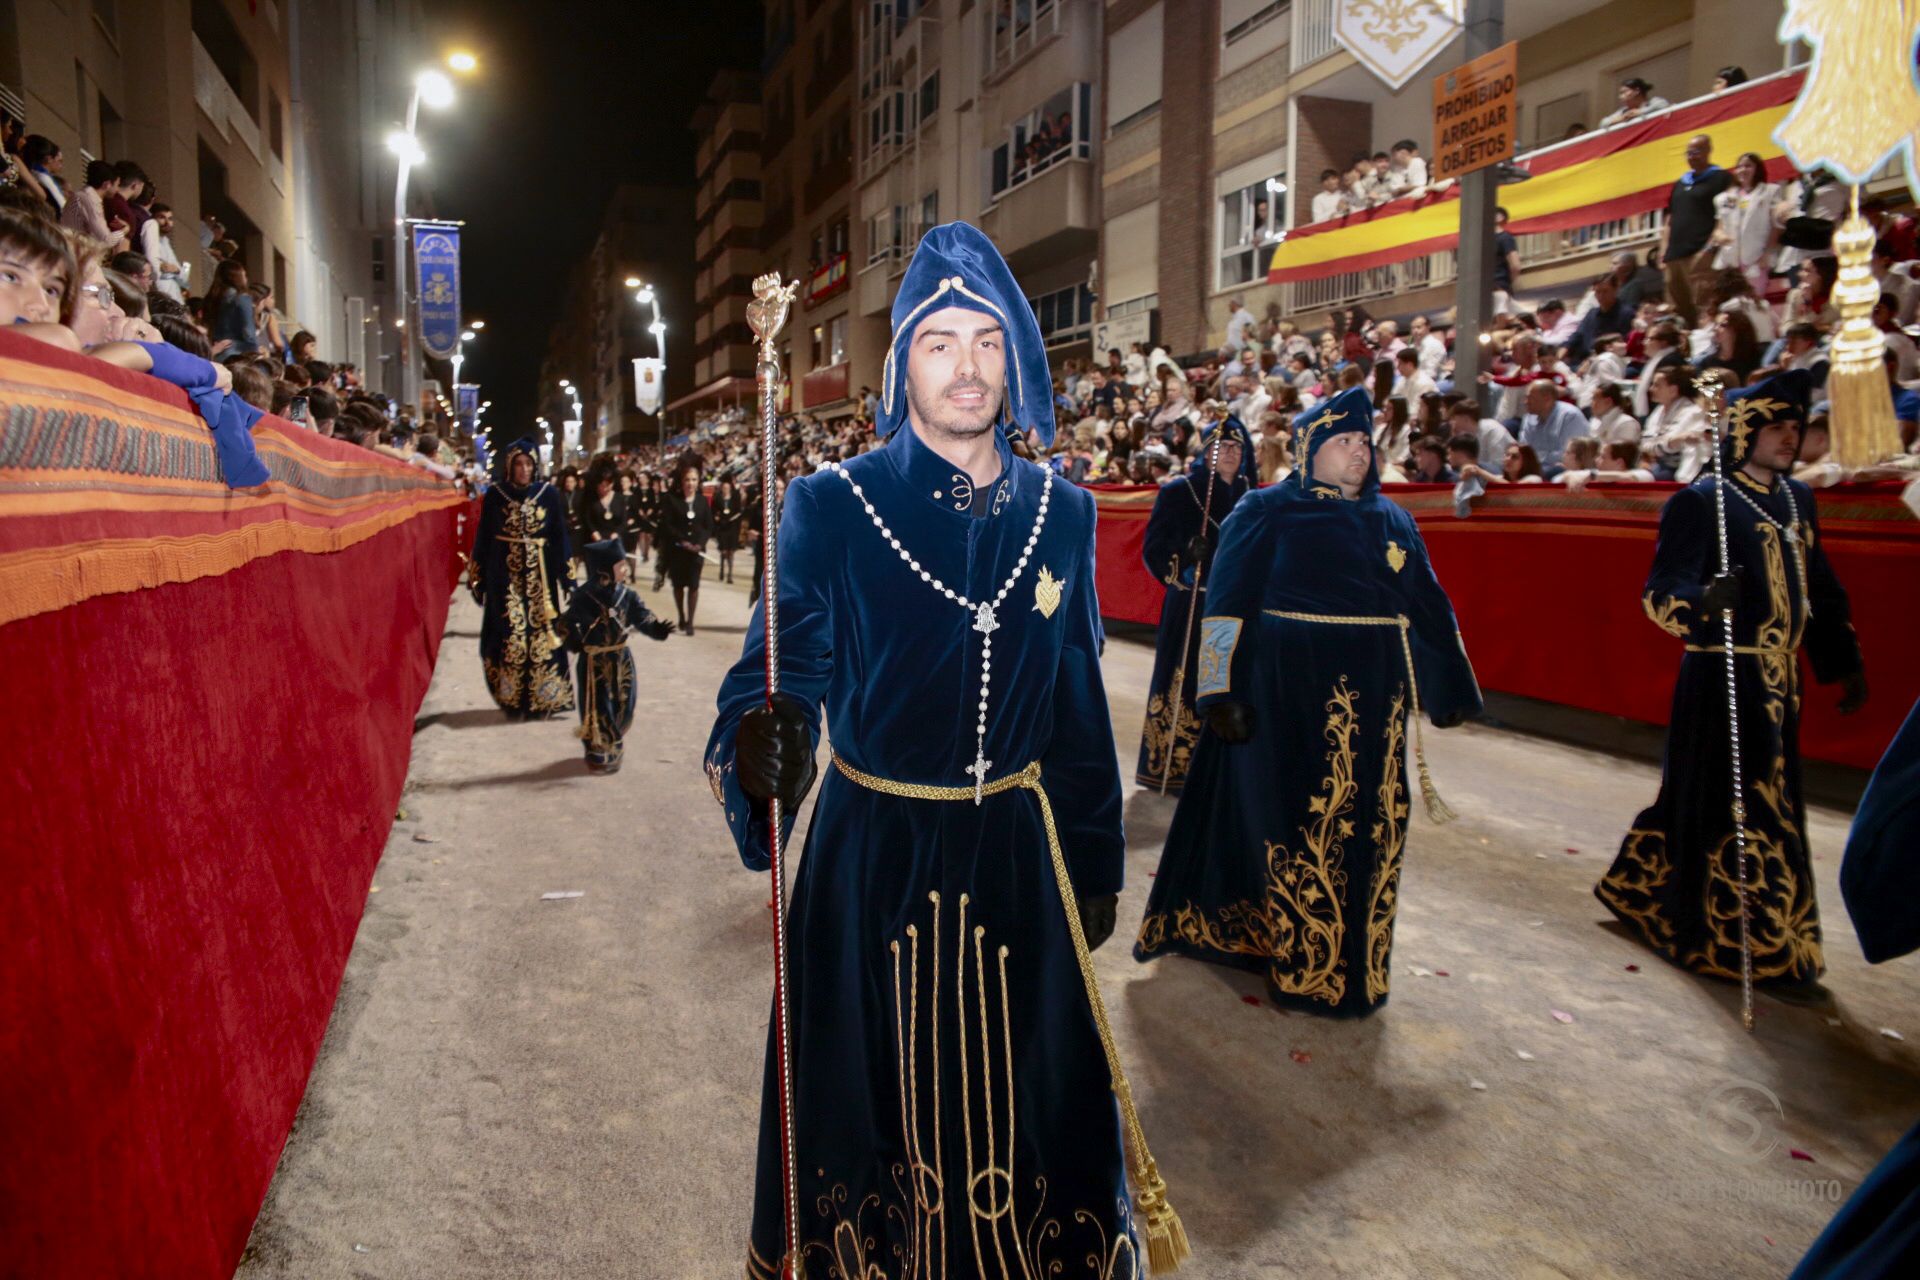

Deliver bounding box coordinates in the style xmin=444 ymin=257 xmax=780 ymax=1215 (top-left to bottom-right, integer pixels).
xmin=1289 ymin=0 xmax=1337 ymax=74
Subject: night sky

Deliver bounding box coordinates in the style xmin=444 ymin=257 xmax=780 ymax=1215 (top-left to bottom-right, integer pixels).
xmin=417 ymin=0 xmax=763 ymax=435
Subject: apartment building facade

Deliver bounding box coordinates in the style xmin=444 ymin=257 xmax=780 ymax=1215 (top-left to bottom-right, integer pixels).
xmin=1100 ymin=0 xmax=1793 ymax=357
xmin=685 ymin=69 xmax=764 ymax=418
xmin=572 ymin=185 xmax=696 ymax=453
xmin=0 ymin=0 xmax=418 ymax=382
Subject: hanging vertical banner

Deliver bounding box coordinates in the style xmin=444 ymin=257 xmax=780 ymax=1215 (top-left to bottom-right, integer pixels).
xmin=631 ymin=357 xmax=665 ymax=414
xmin=1334 ymin=0 xmax=1464 ymax=91
xmin=455 ymin=383 xmax=479 ymax=436
xmin=412 ymin=225 xmax=462 ymax=360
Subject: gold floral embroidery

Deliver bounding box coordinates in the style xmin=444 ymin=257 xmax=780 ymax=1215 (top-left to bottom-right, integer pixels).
xmin=1366 ymin=691 xmax=1410 ymax=1002
xmin=1684 ymin=826 xmax=1824 ymax=981
xmin=1642 ymin=592 xmax=1692 ymax=639
xmin=1138 ymin=678 xmax=1202 ymax=789
xmin=1595 ymin=829 xmax=1679 ymax=950
xmin=487 ymin=496 xmax=574 ymax=713
xmin=1032 ymin=565 xmax=1064 ymax=619
xmin=1385 ymin=540 xmax=1406 ymax=573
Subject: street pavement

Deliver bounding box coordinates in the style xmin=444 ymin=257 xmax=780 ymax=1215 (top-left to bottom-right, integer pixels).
xmin=238 ymin=565 xmax=1920 ymax=1279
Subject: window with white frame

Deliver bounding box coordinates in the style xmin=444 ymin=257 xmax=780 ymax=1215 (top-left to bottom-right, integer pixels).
xmin=866 ymin=89 xmax=905 ymax=164
xmin=1220 ymin=0 xmax=1289 ymax=77
xmin=828 ymin=313 xmax=849 ymax=366
xmin=917 ymin=191 xmax=938 ymax=240
xmin=1028 ymin=283 xmax=1094 ymax=346
xmin=1107 ymin=6 xmax=1162 ymax=133
xmin=986 ymin=82 xmax=1092 ymax=204
xmin=1217 ymin=164 xmax=1286 ymax=289
xmin=867 ymin=205 xmax=906 ymax=265
xmin=988 ymin=0 xmax=1060 ymax=74
xmin=918 ymin=71 xmax=939 ymax=128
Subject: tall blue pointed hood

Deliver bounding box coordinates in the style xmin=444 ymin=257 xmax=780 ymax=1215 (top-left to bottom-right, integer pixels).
xmin=878 ymin=221 xmax=1057 ymax=446
xmin=1190 ymin=414 xmax=1259 ymax=489
xmin=1289 ymin=386 xmax=1379 ymax=496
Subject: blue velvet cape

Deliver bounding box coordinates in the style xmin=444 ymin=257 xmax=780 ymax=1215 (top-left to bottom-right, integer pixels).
xmin=1594 ymin=469 xmax=1860 ymax=984
xmin=1135 ymin=418 xmax=1255 ymax=793
xmin=474 ymin=444 xmax=574 ymax=717
xmin=704 ymin=422 xmax=1139 ymax=1274
xmin=1135 ymin=388 xmax=1482 ymax=1017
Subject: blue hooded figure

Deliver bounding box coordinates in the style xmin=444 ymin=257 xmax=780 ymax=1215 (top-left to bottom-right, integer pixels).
xmin=471 ymin=436 xmax=574 ymax=718
xmin=1135 ymin=386 xmax=1482 ymax=1017
xmin=706 ymin=223 xmax=1183 ymax=1272
xmin=1596 ymin=369 xmax=1865 ymax=992
xmin=1137 ymin=414 xmax=1258 ymax=793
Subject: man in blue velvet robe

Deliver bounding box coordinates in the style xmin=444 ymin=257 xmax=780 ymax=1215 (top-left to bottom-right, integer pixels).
xmin=705 ymin=223 xmax=1159 ymax=1276
xmin=1136 ymin=416 xmax=1256 ymax=794
xmin=1595 ymin=370 xmax=1866 ymax=996
xmin=472 ymin=438 xmax=574 ymax=719
xmin=1135 ymin=387 xmax=1482 ymax=1018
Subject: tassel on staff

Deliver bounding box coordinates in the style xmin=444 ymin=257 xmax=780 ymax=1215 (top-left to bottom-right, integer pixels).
xmin=1825 ymin=188 xmax=1905 ymax=470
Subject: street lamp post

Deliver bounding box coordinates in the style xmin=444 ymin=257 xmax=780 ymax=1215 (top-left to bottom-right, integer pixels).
xmin=390 ymin=55 xmax=475 ymax=414
xmin=628 ymin=280 xmax=668 ymax=456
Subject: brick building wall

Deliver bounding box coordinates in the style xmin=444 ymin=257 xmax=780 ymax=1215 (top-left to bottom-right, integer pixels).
xmin=1154 ymin=2 xmax=1219 ymax=356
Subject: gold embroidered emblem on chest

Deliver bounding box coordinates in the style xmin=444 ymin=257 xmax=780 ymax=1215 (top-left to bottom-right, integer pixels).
xmin=1385 ymin=540 xmax=1407 ymax=573
xmin=1033 ymin=564 xmax=1064 ymax=618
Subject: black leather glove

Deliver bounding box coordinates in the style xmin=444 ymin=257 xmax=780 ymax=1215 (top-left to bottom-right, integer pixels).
xmin=735 ymin=692 xmax=817 ymax=809
xmin=641 ymin=617 xmax=674 ymax=641
xmin=1702 ymin=569 xmax=1741 ymax=616
xmin=1207 ymin=702 xmax=1253 ymax=744
xmin=1837 ymin=670 xmax=1869 ymax=716
xmin=1432 ymin=709 xmax=1468 ymax=729
xmin=1079 ymin=893 xmax=1118 ymax=951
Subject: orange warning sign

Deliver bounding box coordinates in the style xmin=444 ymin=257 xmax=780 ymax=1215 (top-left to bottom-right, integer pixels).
xmin=1432 ymin=42 xmax=1518 ymax=181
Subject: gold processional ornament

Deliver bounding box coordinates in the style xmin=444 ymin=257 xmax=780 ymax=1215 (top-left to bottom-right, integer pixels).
xmin=1773 ymin=0 xmax=1920 ymax=469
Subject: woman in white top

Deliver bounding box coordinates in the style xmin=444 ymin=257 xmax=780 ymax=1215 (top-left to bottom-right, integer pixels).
xmin=1587 ymin=381 xmax=1642 ymax=445
xmin=1124 ymin=342 xmax=1150 ymax=388
xmin=1644 ymin=364 xmax=1712 ymax=482
xmin=1773 ymin=170 xmax=1848 ymax=277
xmin=1711 ymin=151 xmax=1781 ymax=299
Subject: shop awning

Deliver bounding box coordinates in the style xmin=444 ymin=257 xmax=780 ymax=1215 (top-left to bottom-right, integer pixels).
xmin=1267 ymin=70 xmax=1805 ymax=285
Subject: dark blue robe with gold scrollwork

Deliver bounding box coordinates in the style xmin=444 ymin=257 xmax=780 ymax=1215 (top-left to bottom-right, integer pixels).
xmin=1134 ymin=460 xmax=1482 ymax=1019
xmin=1595 ymin=471 xmax=1861 ymax=985
xmin=557 ymin=581 xmax=665 ymax=770
xmin=1135 ymin=449 xmax=1251 ymax=794
xmin=704 ymin=423 xmax=1139 ymax=1277
xmin=475 ymin=478 xmax=574 ymax=717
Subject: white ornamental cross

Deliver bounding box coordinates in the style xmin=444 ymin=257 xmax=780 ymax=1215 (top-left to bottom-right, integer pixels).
xmin=966 ymin=750 xmax=993 ymax=805
xmin=973 ymin=602 xmax=999 ymax=636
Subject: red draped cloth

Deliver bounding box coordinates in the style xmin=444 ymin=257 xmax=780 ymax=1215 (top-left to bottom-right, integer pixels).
xmin=1090 ymin=481 xmax=1920 ymax=770
xmin=0 ymin=332 xmax=468 ymax=1277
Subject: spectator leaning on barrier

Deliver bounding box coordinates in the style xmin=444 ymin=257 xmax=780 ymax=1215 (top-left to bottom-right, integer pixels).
xmin=1598 ymin=76 xmax=1671 ymax=127
xmin=61 ymin=159 xmax=126 ymax=253
xmin=1312 ymin=168 xmax=1346 ymax=223
xmin=1518 ymin=378 xmax=1587 ymax=478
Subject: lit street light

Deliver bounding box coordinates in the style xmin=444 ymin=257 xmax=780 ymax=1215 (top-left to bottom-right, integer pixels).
xmin=392 ymin=54 xmax=478 ymax=416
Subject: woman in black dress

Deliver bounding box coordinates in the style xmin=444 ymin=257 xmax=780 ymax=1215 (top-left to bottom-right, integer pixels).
xmin=655 ymin=459 xmax=714 ymax=634
xmin=632 ymin=473 xmax=659 ymax=565
xmin=575 ymin=455 xmax=627 ymax=547
xmin=710 ymin=476 xmax=744 ymax=584
xmin=617 ymin=470 xmax=646 ymax=569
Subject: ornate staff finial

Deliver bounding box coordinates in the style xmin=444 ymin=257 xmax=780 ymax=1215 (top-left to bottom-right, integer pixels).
xmin=748 ymin=274 xmax=800 ymax=355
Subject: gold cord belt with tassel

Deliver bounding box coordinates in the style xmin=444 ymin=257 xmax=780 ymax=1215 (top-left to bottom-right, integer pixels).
xmin=829 ymin=752 xmax=1191 ymax=1272
xmin=1263 ymin=610 xmax=1456 ymax=824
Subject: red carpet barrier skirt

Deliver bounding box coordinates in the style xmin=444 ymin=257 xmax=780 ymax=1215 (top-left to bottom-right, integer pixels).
xmin=0 ymin=331 xmax=468 ymax=1278
xmin=1089 ymin=481 xmax=1918 ymax=770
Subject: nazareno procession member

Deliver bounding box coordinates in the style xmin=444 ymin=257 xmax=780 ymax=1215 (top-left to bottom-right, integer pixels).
xmin=1595 ymin=369 xmax=1866 ymax=999
xmin=631 ymin=471 xmax=659 ymax=564
xmin=1135 ymin=386 xmax=1481 ymax=1018
xmin=556 ymin=538 xmax=673 ymax=774
xmin=655 ymin=457 xmax=714 ymax=635
xmin=574 ymin=454 xmax=626 ymax=547
xmin=471 ymin=438 xmax=575 ymax=719
xmin=1136 ymin=414 xmax=1256 ymax=793
xmin=1792 ymin=697 xmax=1920 ymax=1279
xmin=710 ymin=474 xmax=745 ymax=584
xmin=705 ymin=222 xmax=1186 ymax=1274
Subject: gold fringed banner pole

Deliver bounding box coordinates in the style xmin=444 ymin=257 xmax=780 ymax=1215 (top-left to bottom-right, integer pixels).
xmin=1826 ymin=188 xmax=1905 ymax=469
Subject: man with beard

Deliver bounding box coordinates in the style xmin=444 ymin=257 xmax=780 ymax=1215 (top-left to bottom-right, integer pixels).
xmin=1597 ymin=369 xmax=1866 ymax=1001
xmin=705 ymin=222 xmax=1184 ymax=1275
xmin=1136 ymin=415 xmax=1257 ymax=793
xmin=1135 ymin=386 xmax=1481 ymax=1018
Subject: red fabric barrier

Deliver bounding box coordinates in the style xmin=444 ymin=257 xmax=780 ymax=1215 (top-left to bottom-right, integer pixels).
xmin=1091 ymin=481 xmax=1920 ymax=770
xmin=0 ymin=334 xmax=464 ymax=1278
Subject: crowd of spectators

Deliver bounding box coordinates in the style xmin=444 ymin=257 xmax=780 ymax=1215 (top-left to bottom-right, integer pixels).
xmin=0 ymin=119 xmax=469 ymax=488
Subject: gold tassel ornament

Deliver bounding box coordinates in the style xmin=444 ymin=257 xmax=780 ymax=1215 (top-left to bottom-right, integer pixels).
xmin=1826 ymin=192 xmax=1906 ymax=468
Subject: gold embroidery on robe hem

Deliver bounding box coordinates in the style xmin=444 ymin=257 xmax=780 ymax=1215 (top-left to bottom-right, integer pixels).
xmin=1137 ymin=677 xmax=1364 ymax=1008
xmin=1138 ymin=682 xmax=1203 ymax=787
xmin=755 ymin=891 xmax=1140 ymax=1279
xmin=1366 ymin=691 xmax=1410 ymax=1002
xmin=489 ymin=497 xmax=573 ymax=713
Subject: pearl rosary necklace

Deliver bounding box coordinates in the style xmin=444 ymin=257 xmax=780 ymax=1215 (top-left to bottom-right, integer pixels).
xmin=822 ymin=460 xmax=1052 ymax=803
xmin=1725 ymin=475 xmax=1810 ymax=622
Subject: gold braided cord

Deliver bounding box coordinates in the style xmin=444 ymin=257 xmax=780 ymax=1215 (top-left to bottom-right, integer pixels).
xmin=1262 ymin=611 xmax=1456 ymax=823
xmin=1686 ymin=644 xmax=1794 ymax=656
xmin=828 ymin=754 xmax=1191 ymax=1271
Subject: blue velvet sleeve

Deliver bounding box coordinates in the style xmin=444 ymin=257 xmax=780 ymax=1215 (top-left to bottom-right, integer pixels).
xmin=1392 ymin=505 xmax=1484 ymax=725
xmin=1039 ymin=491 xmax=1126 ymax=899
xmin=704 ymin=476 xmax=835 ymax=870
xmin=1641 ymin=486 xmax=1716 ymax=646
xmin=1193 ymin=494 xmax=1270 ymax=711
xmin=1140 ymin=478 xmax=1192 ymax=585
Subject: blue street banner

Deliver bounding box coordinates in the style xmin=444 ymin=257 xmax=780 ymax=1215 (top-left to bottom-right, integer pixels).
xmin=412 ymin=225 xmax=462 ymax=360
xmin=455 ymin=383 xmax=479 ymax=436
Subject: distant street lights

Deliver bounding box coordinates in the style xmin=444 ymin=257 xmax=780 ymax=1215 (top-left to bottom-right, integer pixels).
xmin=390 ymin=52 xmax=479 ymax=414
